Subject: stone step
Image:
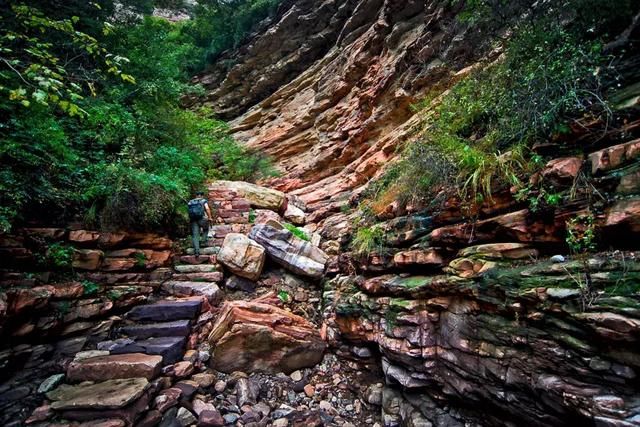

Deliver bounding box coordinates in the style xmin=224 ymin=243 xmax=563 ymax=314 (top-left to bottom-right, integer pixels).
xmin=178 ymin=255 xmax=216 ymax=265
xmin=126 ymin=299 xmax=202 ymax=322
xmin=67 ymin=353 xmax=163 ymax=382
xmin=174 ymin=264 xmax=219 ymax=274
xmin=110 ymin=336 xmax=186 ymax=364
xmin=119 ymin=320 xmax=191 ymax=339
xmin=185 ymin=247 xmax=219 ymax=256
xmin=171 ymin=271 xmax=223 ymax=282
xmin=47 ymin=378 xmax=150 ymax=425
xmin=162 ymin=281 xmax=222 ymax=304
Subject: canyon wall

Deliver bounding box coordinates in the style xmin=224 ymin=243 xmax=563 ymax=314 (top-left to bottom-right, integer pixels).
xmin=196 ymin=1 xmax=640 ymax=426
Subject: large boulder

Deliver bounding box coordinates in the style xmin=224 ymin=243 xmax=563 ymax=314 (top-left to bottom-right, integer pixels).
xmin=209 ymin=181 xmax=287 ymax=212
xmin=248 ymin=224 xmax=327 ymax=279
xmin=217 ymin=233 xmax=266 ymax=280
xmin=208 ymin=301 xmax=326 ymax=374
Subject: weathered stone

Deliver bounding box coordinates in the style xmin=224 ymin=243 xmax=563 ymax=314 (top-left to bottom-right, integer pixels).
xmin=111 ymin=336 xmax=186 ymax=364
xmin=590 ymin=138 xmax=640 ymax=174
xmin=393 ymin=249 xmax=444 ymax=267
xmin=541 ymin=156 xmax=583 ymax=185
xmin=248 ymin=224 xmax=327 ymax=278
xmin=174 ymin=264 xmax=218 ymax=274
xmin=284 ymin=203 xmax=306 ymax=225
xmin=192 ymin=373 xmax=215 ymax=388
xmin=162 ymin=282 xmax=221 ymax=304
xmin=199 ymin=409 xmax=225 ymax=427
xmin=458 ymin=243 xmax=538 ymax=260
xmin=173 ymin=361 xmax=194 ymax=378
xmin=72 ymin=249 xmax=104 ymax=270
xmin=127 ymin=300 xmax=202 ymax=321
xmin=605 ymin=199 xmax=640 ymax=234
xmin=217 ymin=233 xmax=266 ymax=280
xmin=225 ymin=275 xmax=257 ymax=293
xmin=67 ymin=353 xmax=163 ymax=382
xmin=120 ymin=320 xmax=191 ymax=339
xmin=176 ymin=407 xmax=197 ymax=426
xmin=47 ymin=378 xmax=149 ymax=410
xmin=208 ymin=301 xmax=326 ymax=374
xmin=155 ymin=388 xmax=181 ymax=413
xmin=38 ymin=374 xmax=65 ymax=394
xmin=236 ymin=377 xmax=259 ymax=406
xmin=69 ymin=230 xmax=101 ymax=245
xmin=209 ymin=181 xmax=287 ymax=212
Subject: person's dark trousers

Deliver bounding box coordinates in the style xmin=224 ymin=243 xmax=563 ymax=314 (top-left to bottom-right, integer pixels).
xmin=191 ymin=219 xmax=210 ymax=255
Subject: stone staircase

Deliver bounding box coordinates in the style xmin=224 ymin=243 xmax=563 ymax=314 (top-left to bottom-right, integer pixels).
xmin=36 ymin=246 xmax=225 ymax=426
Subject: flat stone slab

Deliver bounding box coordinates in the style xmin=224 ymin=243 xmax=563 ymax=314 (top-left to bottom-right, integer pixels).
xmin=171 ymin=272 xmax=224 ymax=282
xmin=111 ymin=336 xmax=186 ymax=364
xmin=119 ymin=320 xmax=191 ymax=339
xmin=67 ymin=353 xmax=163 ymax=382
xmin=174 ymin=264 xmax=218 ymax=274
xmin=48 ymin=378 xmax=149 ymax=410
xmin=185 ymin=247 xmax=219 ymax=255
xmin=162 ymin=281 xmax=222 ymax=304
xmin=126 ymin=300 xmax=201 ymax=322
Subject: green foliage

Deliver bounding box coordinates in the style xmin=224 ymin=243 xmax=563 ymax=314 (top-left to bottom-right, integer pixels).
xmin=365 ymin=1 xmax=618 ymax=213
xmin=56 ymin=300 xmax=72 ymax=316
xmin=81 ymin=280 xmax=100 ymax=296
xmin=134 ymin=252 xmax=147 ymax=268
xmin=182 ymin=0 xmax=283 ymax=70
xmin=0 ymin=6 xmax=276 ymax=233
xmin=248 ymin=209 xmax=256 ymax=224
xmin=283 ymin=223 xmax=310 ymax=241
xmin=0 ymin=4 xmax=131 ymax=115
xmin=45 ymin=243 xmax=74 ymax=270
xmin=277 ymin=289 xmax=290 ymax=303
xmin=566 ymin=213 xmax=597 ymax=254
xmin=351 ymin=226 xmax=387 ymax=257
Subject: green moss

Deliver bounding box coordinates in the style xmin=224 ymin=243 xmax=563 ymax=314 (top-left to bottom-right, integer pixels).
xmin=283 ymin=223 xmax=309 ymax=241
xmin=81 ymin=280 xmax=100 ymax=296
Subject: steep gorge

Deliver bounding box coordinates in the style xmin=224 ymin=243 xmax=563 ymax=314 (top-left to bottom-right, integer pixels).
xmin=192 ymin=1 xmax=640 ymax=426
xmin=2 ymin=1 xmax=640 ymax=426
xmin=193 ymin=0 xmax=495 ymax=209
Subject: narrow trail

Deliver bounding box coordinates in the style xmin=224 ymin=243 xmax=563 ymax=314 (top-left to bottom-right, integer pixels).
xmin=13 ymin=181 xmax=385 ymax=427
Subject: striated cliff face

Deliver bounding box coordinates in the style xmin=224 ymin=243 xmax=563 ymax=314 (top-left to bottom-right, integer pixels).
xmin=193 ymin=0 xmax=496 ymax=210
xmin=194 ymin=1 xmax=640 ymax=426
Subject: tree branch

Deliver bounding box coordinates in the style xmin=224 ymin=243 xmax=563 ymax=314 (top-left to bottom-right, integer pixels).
xmin=604 ymin=10 xmax=640 ymax=53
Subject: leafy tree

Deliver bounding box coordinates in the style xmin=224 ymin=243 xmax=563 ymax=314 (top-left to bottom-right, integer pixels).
xmin=0 ymin=2 xmax=276 ymax=234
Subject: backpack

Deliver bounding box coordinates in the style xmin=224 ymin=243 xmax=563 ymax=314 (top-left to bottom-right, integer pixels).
xmin=188 ymin=198 xmax=205 ymax=221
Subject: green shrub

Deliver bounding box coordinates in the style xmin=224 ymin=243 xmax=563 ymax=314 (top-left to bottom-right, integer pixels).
xmin=566 ymin=213 xmax=597 ymax=254
xmin=283 ymin=223 xmax=310 ymax=241
xmin=134 ymin=252 xmax=147 ymax=268
xmin=351 ymin=226 xmax=387 ymax=257
xmin=366 ymin=3 xmax=616 ymax=212
xmin=182 ymin=0 xmax=283 ymax=70
xmin=45 ymin=243 xmax=75 ymax=270
xmin=277 ymin=289 xmax=290 ymax=303
xmin=0 ymin=9 xmax=277 ymax=234
xmin=81 ymin=280 xmax=101 ymax=296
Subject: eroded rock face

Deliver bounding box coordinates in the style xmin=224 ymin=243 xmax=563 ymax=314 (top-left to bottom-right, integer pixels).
xmin=217 ymin=233 xmax=266 ymax=281
xmin=208 ymin=301 xmax=326 ymax=374
xmin=327 ymin=258 xmax=640 ymax=426
xmin=209 ymin=181 xmax=287 ymax=212
xmin=249 ymin=224 xmax=327 ymax=279
xmin=194 ymin=0 xmax=496 ymax=210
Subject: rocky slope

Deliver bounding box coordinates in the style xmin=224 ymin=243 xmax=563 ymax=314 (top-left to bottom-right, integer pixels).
xmin=191 ymin=1 xmax=640 ymax=426
xmin=192 ymin=0 xmax=497 ymax=210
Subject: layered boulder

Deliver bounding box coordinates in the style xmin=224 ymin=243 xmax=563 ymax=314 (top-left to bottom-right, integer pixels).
xmin=248 ymin=224 xmax=327 ymax=279
xmin=208 ymin=301 xmax=326 ymax=374
xmin=209 ymin=181 xmax=286 ymax=212
xmin=217 ymin=233 xmax=266 ymax=281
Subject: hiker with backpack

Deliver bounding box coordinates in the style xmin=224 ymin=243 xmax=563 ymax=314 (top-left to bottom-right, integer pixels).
xmin=188 ymin=191 xmax=214 ymax=257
